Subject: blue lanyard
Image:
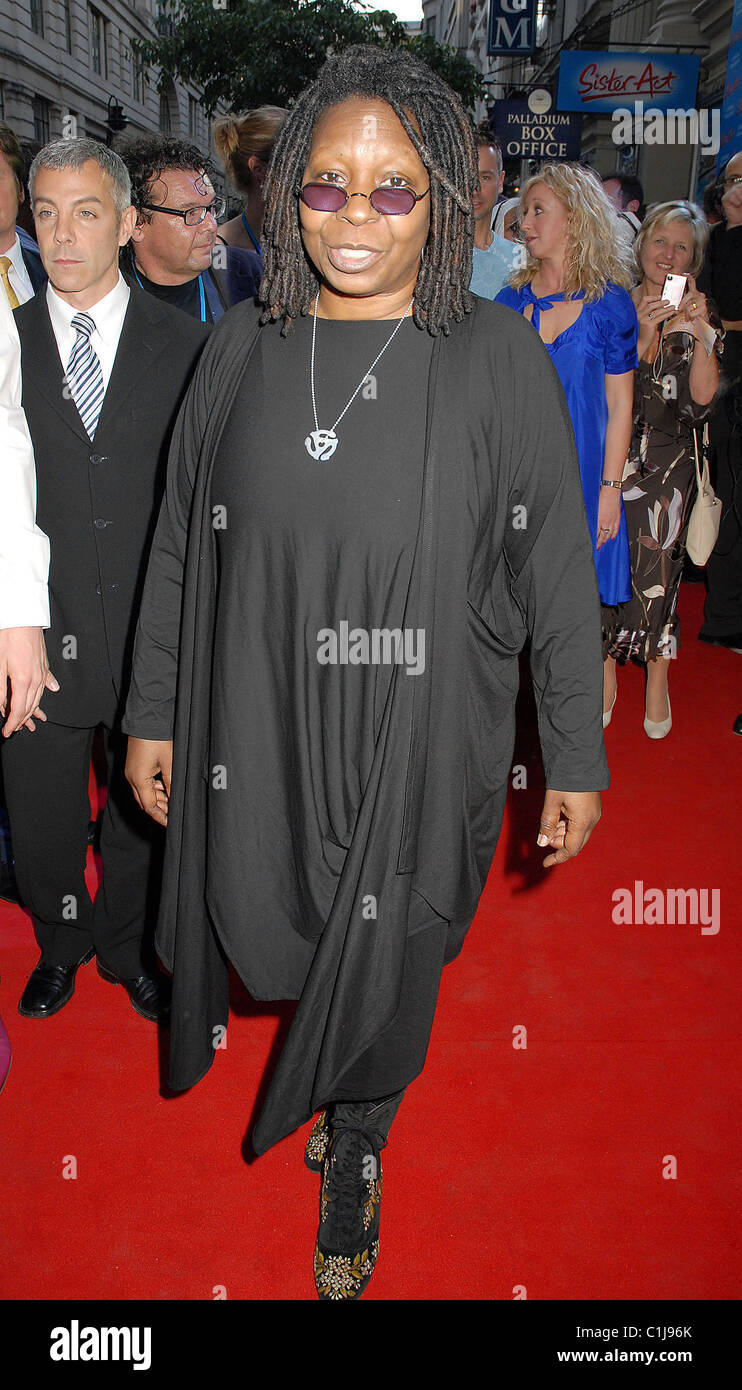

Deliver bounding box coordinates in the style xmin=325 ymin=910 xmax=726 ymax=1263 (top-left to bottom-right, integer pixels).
xmin=241 ymin=212 xmax=261 ymax=256
xmin=131 ymin=258 xmax=207 ymax=323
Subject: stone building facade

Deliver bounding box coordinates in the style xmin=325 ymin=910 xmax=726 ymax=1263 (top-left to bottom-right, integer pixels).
xmin=0 ymin=0 xmax=212 ymax=159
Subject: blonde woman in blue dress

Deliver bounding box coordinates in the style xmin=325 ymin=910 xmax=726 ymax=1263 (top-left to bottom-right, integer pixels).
xmin=497 ymin=163 xmax=638 ymax=725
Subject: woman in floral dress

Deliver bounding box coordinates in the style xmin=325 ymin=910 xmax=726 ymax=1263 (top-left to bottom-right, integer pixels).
xmin=603 ymin=202 xmax=723 ymax=737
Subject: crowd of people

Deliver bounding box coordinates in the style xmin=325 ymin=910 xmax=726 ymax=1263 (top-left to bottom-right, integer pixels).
xmin=0 ymin=45 xmax=739 ymax=1300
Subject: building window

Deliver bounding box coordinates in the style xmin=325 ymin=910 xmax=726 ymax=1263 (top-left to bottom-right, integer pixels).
xmin=0 ymin=85 xmax=4 ymax=121
xmin=61 ymin=0 xmax=72 ymax=51
xmin=424 ymin=16 xmax=436 ymax=38
xmin=32 ymin=95 xmax=50 ymax=143
xmin=30 ymin=0 xmax=44 ymax=37
xmin=132 ymin=51 xmax=143 ymax=104
xmin=119 ymin=32 xmax=128 ymax=95
xmin=159 ymin=90 xmax=171 ymax=133
xmin=89 ymin=7 xmax=106 ymax=76
xmin=188 ymin=95 xmax=198 ymax=140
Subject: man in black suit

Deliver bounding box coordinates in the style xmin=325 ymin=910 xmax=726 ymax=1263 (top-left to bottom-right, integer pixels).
xmin=119 ymin=135 xmax=261 ymax=322
xmin=0 ymin=122 xmax=46 ymax=306
xmin=2 ymin=138 xmax=208 ymax=1021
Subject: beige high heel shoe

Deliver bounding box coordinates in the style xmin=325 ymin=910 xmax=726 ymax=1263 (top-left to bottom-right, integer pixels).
xmin=603 ymin=686 xmax=617 ymax=729
xmin=644 ymin=690 xmax=672 ymax=739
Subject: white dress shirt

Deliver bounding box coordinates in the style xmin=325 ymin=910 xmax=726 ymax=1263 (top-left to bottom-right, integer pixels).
xmin=0 ymin=290 xmax=50 ymax=628
xmin=616 ymin=209 xmax=642 ymax=247
xmin=0 ymin=233 xmax=35 ymax=306
xmin=46 ymin=271 xmax=130 ymax=394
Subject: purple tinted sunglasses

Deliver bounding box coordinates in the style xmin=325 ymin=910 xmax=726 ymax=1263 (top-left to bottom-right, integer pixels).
xmin=299 ymin=182 xmax=430 ymax=216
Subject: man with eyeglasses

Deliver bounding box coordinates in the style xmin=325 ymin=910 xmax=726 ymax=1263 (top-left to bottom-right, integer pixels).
xmin=119 ymin=137 xmax=261 ymax=323
xmin=697 ymin=151 xmax=742 ymax=668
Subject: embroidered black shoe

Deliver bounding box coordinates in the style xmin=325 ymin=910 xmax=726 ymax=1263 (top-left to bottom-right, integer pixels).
xmin=306 ymin=1090 xmax=405 ymax=1175
xmin=305 ymin=1109 xmax=330 ymax=1172
xmin=313 ymin=1121 xmax=383 ymax=1301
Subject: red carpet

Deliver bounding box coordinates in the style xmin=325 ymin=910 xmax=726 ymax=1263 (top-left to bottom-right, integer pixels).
xmin=1 ymin=585 xmax=740 ymax=1300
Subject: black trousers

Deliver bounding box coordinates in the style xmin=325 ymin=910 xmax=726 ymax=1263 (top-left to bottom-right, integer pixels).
xmin=701 ymin=421 xmax=742 ymax=638
xmin=1 ymin=718 xmax=161 ymax=977
xmin=329 ymin=892 xmax=472 ymax=1134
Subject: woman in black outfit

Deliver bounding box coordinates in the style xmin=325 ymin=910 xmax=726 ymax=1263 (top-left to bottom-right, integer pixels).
xmin=124 ymin=46 xmax=608 ymax=1300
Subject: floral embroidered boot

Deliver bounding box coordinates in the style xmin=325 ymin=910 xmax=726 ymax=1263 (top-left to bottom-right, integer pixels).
xmin=313 ymin=1120 xmax=384 ymax=1301
xmin=305 ymin=1089 xmax=405 ymax=1174
xmin=305 ymin=1109 xmax=330 ymax=1173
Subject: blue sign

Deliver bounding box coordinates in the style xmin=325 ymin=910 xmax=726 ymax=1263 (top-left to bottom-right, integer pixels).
xmin=493 ymin=102 xmax=582 ymax=159
xmin=557 ymin=51 xmax=700 ymax=115
xmin=487 ymin=0 xmax=537 ymax=58
xmin=719 ymin=0 xmax=742 ymax=168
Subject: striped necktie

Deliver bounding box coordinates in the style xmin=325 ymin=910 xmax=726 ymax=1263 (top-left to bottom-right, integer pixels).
xmin=0 ymin=256 xmax=19 ymax=310
xmin=66 ymin=312 xmax=104 ymax=439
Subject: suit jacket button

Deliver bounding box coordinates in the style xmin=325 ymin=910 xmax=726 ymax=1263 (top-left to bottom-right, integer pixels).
xmin=90 ymin=453 xmax=101 ymax=465
xmin=96 ymin=584 xmax=102 ymax=595
xmin=94 ymin=518 xmax=109 ymax=529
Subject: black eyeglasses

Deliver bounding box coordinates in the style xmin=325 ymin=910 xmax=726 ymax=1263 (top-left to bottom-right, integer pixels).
xmin=299 ymin=183 xmax=430 ymax=216
xmin=140 ymin=198 xmax=226 ymax=225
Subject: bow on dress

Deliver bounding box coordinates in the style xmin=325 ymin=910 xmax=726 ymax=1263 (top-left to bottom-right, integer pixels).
xmin=520 ymin=283 xmax=585 ymax=331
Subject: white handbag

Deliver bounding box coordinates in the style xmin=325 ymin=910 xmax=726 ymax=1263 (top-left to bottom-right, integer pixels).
xmin=686 ymin=423 xmax=722 ymax=567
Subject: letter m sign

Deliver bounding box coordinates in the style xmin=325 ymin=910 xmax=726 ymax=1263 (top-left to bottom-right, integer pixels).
xmin=487 ymin=0 xmax=537 ymax=57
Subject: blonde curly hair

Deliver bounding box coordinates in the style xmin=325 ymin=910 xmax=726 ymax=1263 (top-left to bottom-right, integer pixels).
xmin=511 ymin=162 xmax=636 ymax=301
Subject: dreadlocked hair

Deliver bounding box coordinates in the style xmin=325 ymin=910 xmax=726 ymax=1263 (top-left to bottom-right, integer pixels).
xmin=259 ymin=44 xmax=478 ymax=336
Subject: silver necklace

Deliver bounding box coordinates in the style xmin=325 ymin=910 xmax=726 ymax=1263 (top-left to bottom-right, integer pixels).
xmin=305 ymin=293 xmax=414 ymax=461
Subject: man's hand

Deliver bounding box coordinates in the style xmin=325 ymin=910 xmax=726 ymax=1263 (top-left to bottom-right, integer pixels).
xmin=0 ymin=626 xmax=59 ymax=736
xmin=125 ymin=737 xmax=173 ymax=827
xmin=536 ymin=789 xmax=601 ymax=868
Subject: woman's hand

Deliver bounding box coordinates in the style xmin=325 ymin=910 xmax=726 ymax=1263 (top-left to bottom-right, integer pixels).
xmin=635 ymin=293 xmax=674 ymax=354
xmin=596 ymin=487 xmax=621 ymax=549
xmin=125 ymin=737 xmax=173 ymax=827
xmin=537 ymin=790 xmax=601 ymax=867
xmin=666 ymin=275 xmax=710 ymax=339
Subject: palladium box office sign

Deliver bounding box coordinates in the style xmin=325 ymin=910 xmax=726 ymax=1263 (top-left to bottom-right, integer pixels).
xmin=493 ymin=101 xmax=582 ymax=160
xmin=557 ymin=51 xmax=701 ymax=115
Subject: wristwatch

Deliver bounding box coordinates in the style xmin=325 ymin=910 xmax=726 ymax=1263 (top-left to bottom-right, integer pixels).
xmin=601 ymin=479 xmax=622 ymax=489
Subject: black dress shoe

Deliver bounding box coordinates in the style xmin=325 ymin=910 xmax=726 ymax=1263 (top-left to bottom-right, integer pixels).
xmin=733 ymin=712 xmax=742 ymax=736
xmin=97 ymin=962 xmax=171 ymax=1022
xmin=18 ymin=949 xmax=95 ymax=1019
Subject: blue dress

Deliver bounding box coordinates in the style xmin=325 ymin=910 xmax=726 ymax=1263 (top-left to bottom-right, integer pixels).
xmin=496 ymin=281 xmax=638 ymax=606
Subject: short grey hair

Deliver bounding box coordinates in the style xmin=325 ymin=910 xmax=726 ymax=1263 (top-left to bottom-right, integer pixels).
xmin=29 ymin=138 xmax=132 ymax=221
xmin=634 ymin=200 xmax=709 ymax=281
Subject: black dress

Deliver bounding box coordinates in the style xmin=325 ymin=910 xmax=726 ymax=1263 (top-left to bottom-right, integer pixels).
xmin=206 ymin=315 xmax=446 ymax=1096
xmin=207 ymin=315 xmax=433 ymax=997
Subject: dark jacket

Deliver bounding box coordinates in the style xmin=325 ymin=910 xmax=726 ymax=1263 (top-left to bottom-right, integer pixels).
xmin=121 ymin=244 xmax=261 ymax=322
xmin=123 ymin=298 xmax=609 ymax=1154
xmin=14 ymin=284 xmax=209 ymax=726
xmin=16 ymin=228 xmax=47 ymax=292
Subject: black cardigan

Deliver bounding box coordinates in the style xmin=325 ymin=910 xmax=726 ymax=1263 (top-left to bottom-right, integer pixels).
xmin=123 ymin=296 xmax=609 ymax=1154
